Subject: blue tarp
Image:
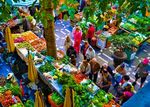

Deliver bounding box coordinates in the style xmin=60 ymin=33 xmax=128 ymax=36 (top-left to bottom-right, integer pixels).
xmin=122 ymin=81 xmax=150 ymax=107
xmin=6 ymin=0 xmax=39 ymax=7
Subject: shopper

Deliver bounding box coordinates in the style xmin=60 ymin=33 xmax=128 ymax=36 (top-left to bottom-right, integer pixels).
xmin=133 ymin=58 xmax=150 ymax=88
xmin=66 ymin=45 xmax=77 ymax=58
xmin=119 ymin=84 xmax=134 ymax=104
xmin=85 ymin=47 xmax=95 ymax=61
xmin=100 ymin=63 xmax=114 ymax=77
xmin=70 ymin=54 xmax=76 ymax=66
xmin=121 ymin=75 xmax=132 ymax=89
xmin=81 ymin=41 xmax=89 ymax=59
xmin=89 ymin=58 xmax=100 ymax=83
xmin=79 ymin=60 xmax=91 ymax=77
xmin=98 ymin=70 xmax=112 ymax=92
xmin=73 ymin=26 xmax=82 ymax=54
xmin=115 ymin=63 xmax=126 ymax=76
xmin=87 ymin=23 xmax=95 ymax=45
xmin=64 ymin=35 xmax=73 ymax=53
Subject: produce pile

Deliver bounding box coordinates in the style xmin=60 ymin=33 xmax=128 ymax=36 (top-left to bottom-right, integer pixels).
xmin=16 ymin=42 xmax=34 ymax=51
xmin=14 ymin=37 xmax=25 ymax=43
xmin=48 ymin=92 xmax=64 ymax=105
xmin=131 ymin=33 xmax=147 ymax=45
xmin=103 ymin=99 xmax=120 ymax=107
xmin=24 ymin=100 xmax=34 ymax=107
xmin=0 ymin=83 xmax=23 ymax=107
xmin=12 ymin=34 xmax=22 ymax=40
xmin=90 ymin=90 xmax=114 ymax=107
xmin=30 ymin=39 xmax=46 ymax=52
xmin=121 ymin=22 xmax=136 ymax=31
xmin=39 ymin=62 xmax=55 ymax=73
xmin=129 ymin=15 xmax=150 ymax=25
xmin=21 ymin=31 xmax=38 ymax=42
xmin=55 ymin=72 xmax=114 ymax=107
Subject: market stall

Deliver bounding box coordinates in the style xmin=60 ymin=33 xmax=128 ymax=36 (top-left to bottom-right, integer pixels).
xmin=11 ymin=31 xmax=120 ymax=107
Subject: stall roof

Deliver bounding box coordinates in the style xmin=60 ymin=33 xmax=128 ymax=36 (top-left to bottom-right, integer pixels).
xmin=6 ymin=0 xmax=39 ymax=7
xmin=122 ymin=81 xmax=150 ymax=107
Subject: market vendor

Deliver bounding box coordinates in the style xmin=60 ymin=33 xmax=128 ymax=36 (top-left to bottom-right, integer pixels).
xmin=7 ymin=73 xmax=17 ymax=85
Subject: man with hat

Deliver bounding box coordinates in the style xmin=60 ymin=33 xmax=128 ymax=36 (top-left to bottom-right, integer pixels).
xmin=133 ymin=58 xmax=150 ymax=88
xmin=7 ymin=73 xmax=17 ymax=85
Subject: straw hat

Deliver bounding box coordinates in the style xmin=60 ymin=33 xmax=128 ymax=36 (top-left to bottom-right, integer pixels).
xmin=7 ymin=73 xmax=13 ymax=80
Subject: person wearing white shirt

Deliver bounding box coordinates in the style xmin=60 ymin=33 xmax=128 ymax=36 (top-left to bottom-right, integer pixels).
xmin=79 ymin=60 xmax=91 ymax=76
xmin=85 ymin=47 xmax=95 ymax=61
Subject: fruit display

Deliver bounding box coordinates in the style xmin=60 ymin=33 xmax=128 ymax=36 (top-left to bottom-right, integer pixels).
xmin=74 ymin=73 xmax=87 ymax=83
xmin=48 ymin=92 xmax=64 ymax=105
xmin=0 ymin=89 xmax=22 ymax=107
xmin=39 ymin=62 xmax=55 ymax=73
xmin=30 ymin=39 xmax=46 ymax=52
xmin=103 ymin=100 xmax=120 ymax=107
xmin=14 ymin=37 xmax=25 ymax=43
xmin=12 ymin=34 xmax=21 ymax=40
xmin=108 ymin=26 xmax=118 ymax=34
xmin=16 ymin=42 xmax=34 ymax=51
xmin=21 ymin=31 xmax=38 ymax=42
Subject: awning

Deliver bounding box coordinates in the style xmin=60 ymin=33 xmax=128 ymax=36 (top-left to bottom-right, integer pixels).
xmin=6 ymin=0 xmax=39 ymax=7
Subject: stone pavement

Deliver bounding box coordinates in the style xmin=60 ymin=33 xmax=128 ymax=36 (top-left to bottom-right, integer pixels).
xmin=54 ymin=20 xmax=150 ymax=92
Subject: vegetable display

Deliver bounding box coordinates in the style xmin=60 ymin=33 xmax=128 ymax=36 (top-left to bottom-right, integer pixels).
xmin=24 ymin=100 xmax=34 ymax=107
xmin=49 ymin=92 xmax=64 ymax=105
xmin=90 ymin=90 xmax=113 ymax=107
xmin=30 ymin=39 xmax=46 ymax=52
xmin=121 ymin=22 xmax=136 ymax=31
xmin=39 ymin=62 xmax=55 ymax=73
xmin=0 ymin=89 xmax=22 ymax=107
xmin=16 ymin=42 xmax=34 ymax=51
xmin=61 ymin=55 xmax=70 ymax=64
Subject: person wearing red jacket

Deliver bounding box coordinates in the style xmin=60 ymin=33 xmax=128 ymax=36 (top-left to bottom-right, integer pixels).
xmin=87 ymin=23 xmax=95 ymax=45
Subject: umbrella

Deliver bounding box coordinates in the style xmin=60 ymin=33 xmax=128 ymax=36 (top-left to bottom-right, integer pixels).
xmin=28 ymin=54 xmax=38 ymax=82
xmin=64 ymin=88 xmax=75 ymax=107
xmin=34 ymin=90 xmax=45 ymax=107
xmin=5 ymin=27 xmax=15 ymax=53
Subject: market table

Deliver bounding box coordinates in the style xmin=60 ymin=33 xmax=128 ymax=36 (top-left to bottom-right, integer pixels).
xmin=12 ymin=31 xmax=120 ymax=106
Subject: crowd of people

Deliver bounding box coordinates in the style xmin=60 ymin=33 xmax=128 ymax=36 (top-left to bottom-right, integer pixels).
xmin=64 ymin=23 xmax=150 ymax=105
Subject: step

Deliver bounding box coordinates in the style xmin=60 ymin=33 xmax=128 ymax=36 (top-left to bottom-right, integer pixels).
xmin=98 ymin=53 xmax=113 ymax=63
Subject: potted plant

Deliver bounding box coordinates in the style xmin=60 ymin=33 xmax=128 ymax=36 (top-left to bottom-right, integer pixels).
xmin=108 ymin=33 xmax=137 ymax=67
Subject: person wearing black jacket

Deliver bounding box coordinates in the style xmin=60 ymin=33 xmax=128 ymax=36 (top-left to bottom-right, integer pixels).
xmin=66 ymin=46 xmax=77 ymax=58
xmin=100 ymin=63 xmax=114 ymax=77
